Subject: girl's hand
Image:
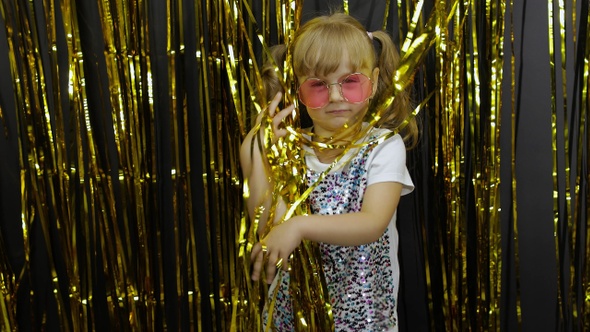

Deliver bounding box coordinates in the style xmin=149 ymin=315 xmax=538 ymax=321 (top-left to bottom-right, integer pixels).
xmin=268 ymin=92 xmax=295 ymax=143
xmin=250 ymin=216 xmax=303 ymax=284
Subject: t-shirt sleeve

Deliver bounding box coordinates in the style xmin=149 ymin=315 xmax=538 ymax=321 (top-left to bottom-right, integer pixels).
xmin=366 ymin=133 xmax=414 ymax=196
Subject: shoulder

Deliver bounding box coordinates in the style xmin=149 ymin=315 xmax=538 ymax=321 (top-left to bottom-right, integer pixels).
xmin=366 ymin=127 xmax=406 ymax=157
xmin=364 ymin=127 xmax=414 ymax=194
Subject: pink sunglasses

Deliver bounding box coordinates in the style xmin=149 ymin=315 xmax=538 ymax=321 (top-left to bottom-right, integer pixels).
xmin=297 ymin=73 xmax=373 ymax=109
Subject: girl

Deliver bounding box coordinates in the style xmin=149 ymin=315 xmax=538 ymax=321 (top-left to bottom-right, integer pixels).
xmin=240 ymin=13 xmax=418 ymax=332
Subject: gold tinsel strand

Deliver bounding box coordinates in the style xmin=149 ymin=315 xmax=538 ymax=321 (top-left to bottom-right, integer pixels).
xmin=434 ymin=0 xmax=454 ymax=328
xmin=547 ymin=0 xmax=564 ymax=323
xmin=506 ymin=0 xmax=523 ymax=327
xmin=583 ymin=11 xmax=590 ymax=328
xmin=582 ymin=5 xmax=590 ymax=327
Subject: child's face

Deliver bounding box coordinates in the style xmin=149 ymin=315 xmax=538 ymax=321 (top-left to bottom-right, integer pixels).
xmin=298 ymin=58 xmax=378 ymax=139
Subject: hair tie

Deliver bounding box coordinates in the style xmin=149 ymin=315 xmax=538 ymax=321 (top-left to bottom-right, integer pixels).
xmin=367 ymin=31 xmax=373 ymax=40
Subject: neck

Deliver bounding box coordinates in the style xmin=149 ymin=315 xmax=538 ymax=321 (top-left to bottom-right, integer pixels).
xmin=310 ymin=123 xmax=363 ymax=163
xmin=312 ymin=122 xmax=363 ymax=146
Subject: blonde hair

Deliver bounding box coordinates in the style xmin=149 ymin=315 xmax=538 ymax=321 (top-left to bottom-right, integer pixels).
xmin=260 ymin=44 xmax=287 ymax=103
xmin=291 ymin=14 xmax=375 ymax=78
xmin=261 ymin=13 xmax=419 ymax=148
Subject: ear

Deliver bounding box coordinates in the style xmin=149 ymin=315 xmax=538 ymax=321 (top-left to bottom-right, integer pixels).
xmin=371 ymin=67 xmax=380 ymax=97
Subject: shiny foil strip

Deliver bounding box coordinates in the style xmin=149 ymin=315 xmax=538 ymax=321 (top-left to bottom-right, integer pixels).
xmin=506 ymin=0 xmax=523 ymax=327
xmin=582 ymin=4 xmax=590 ymax=326
xmin=582 ymin=3 xmax=590 ymax=328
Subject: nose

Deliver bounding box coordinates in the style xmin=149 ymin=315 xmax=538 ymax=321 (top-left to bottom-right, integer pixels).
xmin=327 ymin=83 xmax=343 ymax=102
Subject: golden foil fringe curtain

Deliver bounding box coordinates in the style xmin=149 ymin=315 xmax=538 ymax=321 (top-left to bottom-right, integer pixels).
xmin=546 ymin=0 xmax=589 ymax=328
xmin=0 ymin=0 xmax=588 ymax=331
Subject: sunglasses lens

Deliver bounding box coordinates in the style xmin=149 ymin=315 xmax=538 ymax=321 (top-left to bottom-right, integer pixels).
xmin=298 ymin=79 xmax=329 ymax=109
xmin=341 ymin=74 xmax=372 ymax=103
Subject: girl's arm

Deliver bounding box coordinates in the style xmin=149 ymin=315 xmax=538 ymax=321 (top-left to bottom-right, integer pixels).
xmin=251 ymin=181 xmax=403 ymax=283
xmin=240 ymin=92 xmax=293 ymax=235
xmin=239 ymin=113 xmax=272 ymax=233
xmin=298 ymin=182 xmax=402 ymax=244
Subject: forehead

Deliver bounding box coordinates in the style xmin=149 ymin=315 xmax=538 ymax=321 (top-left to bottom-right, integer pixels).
xmin=302 ymin=53 xmax=354 ymax=79
xmin=293 ymin=34 xmax=375 ymax=78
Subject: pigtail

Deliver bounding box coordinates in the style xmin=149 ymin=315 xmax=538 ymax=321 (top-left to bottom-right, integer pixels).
xmin=370 ymin=30 xmax=419 ymax=149
xmin=259 ymin=45 xmax=288 ymax=105
xmin=259 ymin=44 xmax=313 ymax=129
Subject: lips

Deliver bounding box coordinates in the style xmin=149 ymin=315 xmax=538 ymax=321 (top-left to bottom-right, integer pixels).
xmin=326 ymin=109 xmax=349 ymax=114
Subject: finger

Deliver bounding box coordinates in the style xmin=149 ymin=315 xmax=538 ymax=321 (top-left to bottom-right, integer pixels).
xmin=251 ymin=240 xmax=268 ymax=258
xmin=275 ymin=104 xmax=295 ymax=120
xmin=275 ymin=257 xmax=284 ymax=271
xmin=272 ymin=104 xmax=295 ymax=138
xmin=273 ymin=104 xmax=295 ymax=122
xmin=250 ymin=243 xmax=259 ymax=261
xmin=280 ymin=255 xmax=290 ymax=271
xmin=268 ymin=92 xmax=283 ymax=117
xmin=251 ymin=250 xmax=264 ymax=281
xmin=250 ymin=242 xmax=266 ymax=281
xmin=265 ymin=252 xmax=280 ymax=284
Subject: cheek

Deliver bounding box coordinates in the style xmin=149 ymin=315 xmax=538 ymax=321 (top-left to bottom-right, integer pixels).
xmin=353 ymin=102 xmax=370 ymax=115
xmin=306 ymin=109 xmax=322 ymax=121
